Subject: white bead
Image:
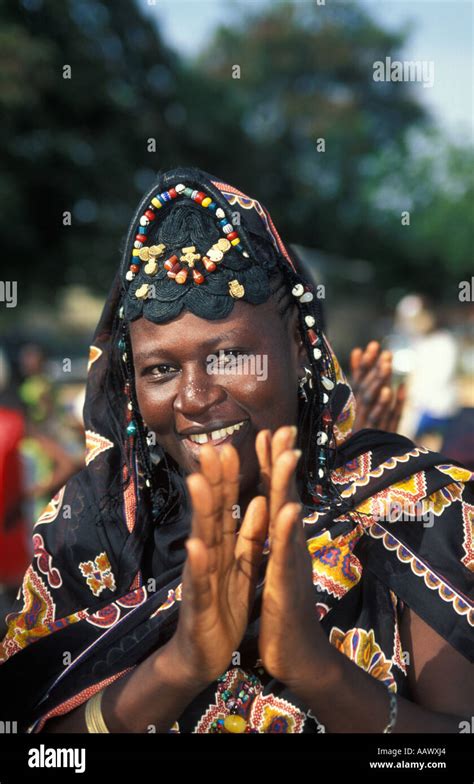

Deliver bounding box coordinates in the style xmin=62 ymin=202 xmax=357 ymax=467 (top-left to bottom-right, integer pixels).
xmin=133 ymin=240 xmax=143 ymax=248
xmin=317 ymin=431 xmax=328 ymax=445
xmin=322 ymin=392 xmax=329 ymax=404
xmin=175 ymin=183 xmax=186 ymax=193
xmin=318 ymin=468 xmax=325 ymax=479
xmin=125 ymin=271 xmax=135 ymax=281
xmin=292 ymin=284 xmax=304 ymax=297
xmin=313 ymin=348 xmax=322 ymax=360
xmin=243 ymin=251 xmax=249 ymax=258
xmin=299 ymin=292 xmax=313 ymax=303
xmin=139 ymin=216 xmax=149 ymax=226
xmin=191 ymin=190 xmax=199 ymax=200
xmin=322 ymin=376 xmax=335 ymax=391
xmin=119 ymin=306 xmax=124 ymax=319
xmin=216 ymin=208 xmax=225 ymax=219
xmin=305 ymin=315 xmax=315 ymax=327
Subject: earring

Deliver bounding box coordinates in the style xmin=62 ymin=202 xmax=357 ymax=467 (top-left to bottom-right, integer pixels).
xmin=298 ymin=365 xmax=313 ymax=402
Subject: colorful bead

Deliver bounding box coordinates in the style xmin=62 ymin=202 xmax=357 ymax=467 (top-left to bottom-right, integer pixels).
xmin=192 ymin=269 xmax=204 ymax=284
xmin=201 ymin=197 xmax=212 ymax=207
xmin=313 ymin=348 xmax=322 ymax=360
xmin=228 ymin=279 xmax=245 ymax=298
xmin=202 ymin=256 xmax=216 ymax=272
xmin=216 ymin=238 xmax=231 ymax=252
xmin=224 ymin=715 xmax=247 ymax=733
xmin=150 ymin=197 xmax=162 ymax=208
xmin=144 ymin=210 xmax=155 ymax=221
xmin=216 ymin=208 xmax=225 ymax=219
xmin=144 ymin=260 xmax=157 ymax=275
xmin=321 ymin=376 xmax=334 ymax=391
xmin=135 ymin=283 xmax=149 ymax=299
xmin=305 ymin=315 xmax=316 ymax=327
xmin=322 ymin=409 xmax=332 ymax=425
xmin=166 ymin=263 xmax=181 ymax=278
xmin=130 ymin=264 xmax=139 ymax=273
xmin=292 ymin=284 xmax=304 ymax=297
xmin=126 ymin=421 xmax=137 ymax=437
xmin=307 ymin=329 xmax=319 ymax=345
xmin=164 ymin=255 xmax=179 ymax=271
xmin=299 ymin=291 xmax=314 ymax=303
xmin=175 ymin=268 xmax=188 ymax=284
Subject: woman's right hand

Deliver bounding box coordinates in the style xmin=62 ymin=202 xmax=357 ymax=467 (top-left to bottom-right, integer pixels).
xmin=164 ymin=425 xmax=299 ymax=690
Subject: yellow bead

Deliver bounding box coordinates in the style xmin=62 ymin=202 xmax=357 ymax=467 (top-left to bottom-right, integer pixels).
xmin=151 ymin=198 xmax=163 ymax=209
xmin=201 ymin=197 xmax=212 ymax=207
xmin=135 ymin=284 xmax=149 ymax=299
xmin=230 ymin=237 xmax=240 ymax=246
xmin=132 ymin=249 xmax=140 ymax=256
xmin=224 ymin=715 xmax=247 ymax=733
xmin=144 ymin=260 xmax=158 ymax=275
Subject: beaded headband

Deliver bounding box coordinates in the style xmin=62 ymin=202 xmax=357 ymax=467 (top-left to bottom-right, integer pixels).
xmin=120 ymin=167 xmax=305 ymax=323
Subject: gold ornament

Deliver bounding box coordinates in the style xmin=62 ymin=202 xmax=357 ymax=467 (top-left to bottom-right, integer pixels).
xmin=228 ymin=279 xmax=245 ymax=299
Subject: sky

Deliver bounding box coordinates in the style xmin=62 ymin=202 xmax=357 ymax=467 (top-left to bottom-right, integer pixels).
xmin=139 ymin=0 xmax=473 ymax=144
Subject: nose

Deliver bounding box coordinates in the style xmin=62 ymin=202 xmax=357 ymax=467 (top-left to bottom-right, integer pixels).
xmin=173 ymin=362 xmax=226 ymax=420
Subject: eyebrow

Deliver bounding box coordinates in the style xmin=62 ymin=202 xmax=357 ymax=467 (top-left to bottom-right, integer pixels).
xmin=133 ymin=328 xmax=247 ymax=364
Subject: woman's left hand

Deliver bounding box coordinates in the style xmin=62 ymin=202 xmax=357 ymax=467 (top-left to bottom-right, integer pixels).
xmin=256 ymin=428 xmax=332 ymax=689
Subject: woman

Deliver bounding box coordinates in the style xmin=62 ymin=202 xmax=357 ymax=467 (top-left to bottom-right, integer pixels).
xmin=0 ymin=166 xmax=472 ymax=734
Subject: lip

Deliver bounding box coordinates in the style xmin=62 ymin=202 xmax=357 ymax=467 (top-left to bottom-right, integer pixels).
xmin=179 ymin=419 xmax=250 ymax=461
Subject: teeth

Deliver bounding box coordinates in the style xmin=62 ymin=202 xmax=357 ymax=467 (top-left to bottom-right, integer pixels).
xmin=188 ymin=420 xmax=246 ymax=444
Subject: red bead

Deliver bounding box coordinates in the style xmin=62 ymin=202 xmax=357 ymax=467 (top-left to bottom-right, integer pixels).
xmin=164 ymin=255 xmax=179 ymax=271
xmin=168 ymin=187 xmax=178 ymax=199
xmin=130 ymin=264 xmax=139 ymax=273
xmin=193 ymin=269 xmax=205 ymax=284
xmin=144 ymin=210 xmax=155 ymax=221
xmin=227 ymin=231 xmax=238 ymax=241
xmin=194 ymin=192 xmax=206 ymax=204
xmin=135 ymin=234 xmax=144 ymax=243
xmin=322 ymin=409 xmax=332 ymax=425
xmin=202 ymin=256 xmax=216 ymax=272
xmin=307 ymin=329 xmax=319 ymax=346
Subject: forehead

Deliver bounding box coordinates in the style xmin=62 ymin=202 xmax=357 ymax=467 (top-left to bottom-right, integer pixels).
xmin=129 ymin=299 xmax=282 ymax=358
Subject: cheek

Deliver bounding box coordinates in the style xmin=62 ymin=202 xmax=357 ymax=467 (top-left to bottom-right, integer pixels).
xmin=134 ymin=379 xmax=171 ymax=431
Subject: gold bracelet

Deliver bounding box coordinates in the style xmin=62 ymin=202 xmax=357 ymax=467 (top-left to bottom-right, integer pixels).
xmin=85 ymin=689 xmax=110 ymax=733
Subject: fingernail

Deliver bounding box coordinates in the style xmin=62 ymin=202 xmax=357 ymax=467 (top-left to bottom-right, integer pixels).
xmin=293 ymin=449 xmax=302 ymax=460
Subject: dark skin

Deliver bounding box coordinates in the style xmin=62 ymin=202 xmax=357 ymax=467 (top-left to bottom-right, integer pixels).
xmin=131 ymin=298 xmax=307 ymax=516
xmin=128 ymin=299 xmax=474 ymax=732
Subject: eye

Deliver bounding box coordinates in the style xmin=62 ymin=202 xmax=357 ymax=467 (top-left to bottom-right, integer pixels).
xmin=144 ymin=363 xmax=178 ymax=379
xmin=222 ymin=350 xmax=244 ymax=361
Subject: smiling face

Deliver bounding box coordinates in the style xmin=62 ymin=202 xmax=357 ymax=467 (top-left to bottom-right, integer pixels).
xmin=129 ymin=296 xmax=307 ymax=501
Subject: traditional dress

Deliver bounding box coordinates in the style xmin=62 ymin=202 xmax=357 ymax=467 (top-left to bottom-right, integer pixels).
xmin=1 ymin=167 xmax=472 ymax=734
